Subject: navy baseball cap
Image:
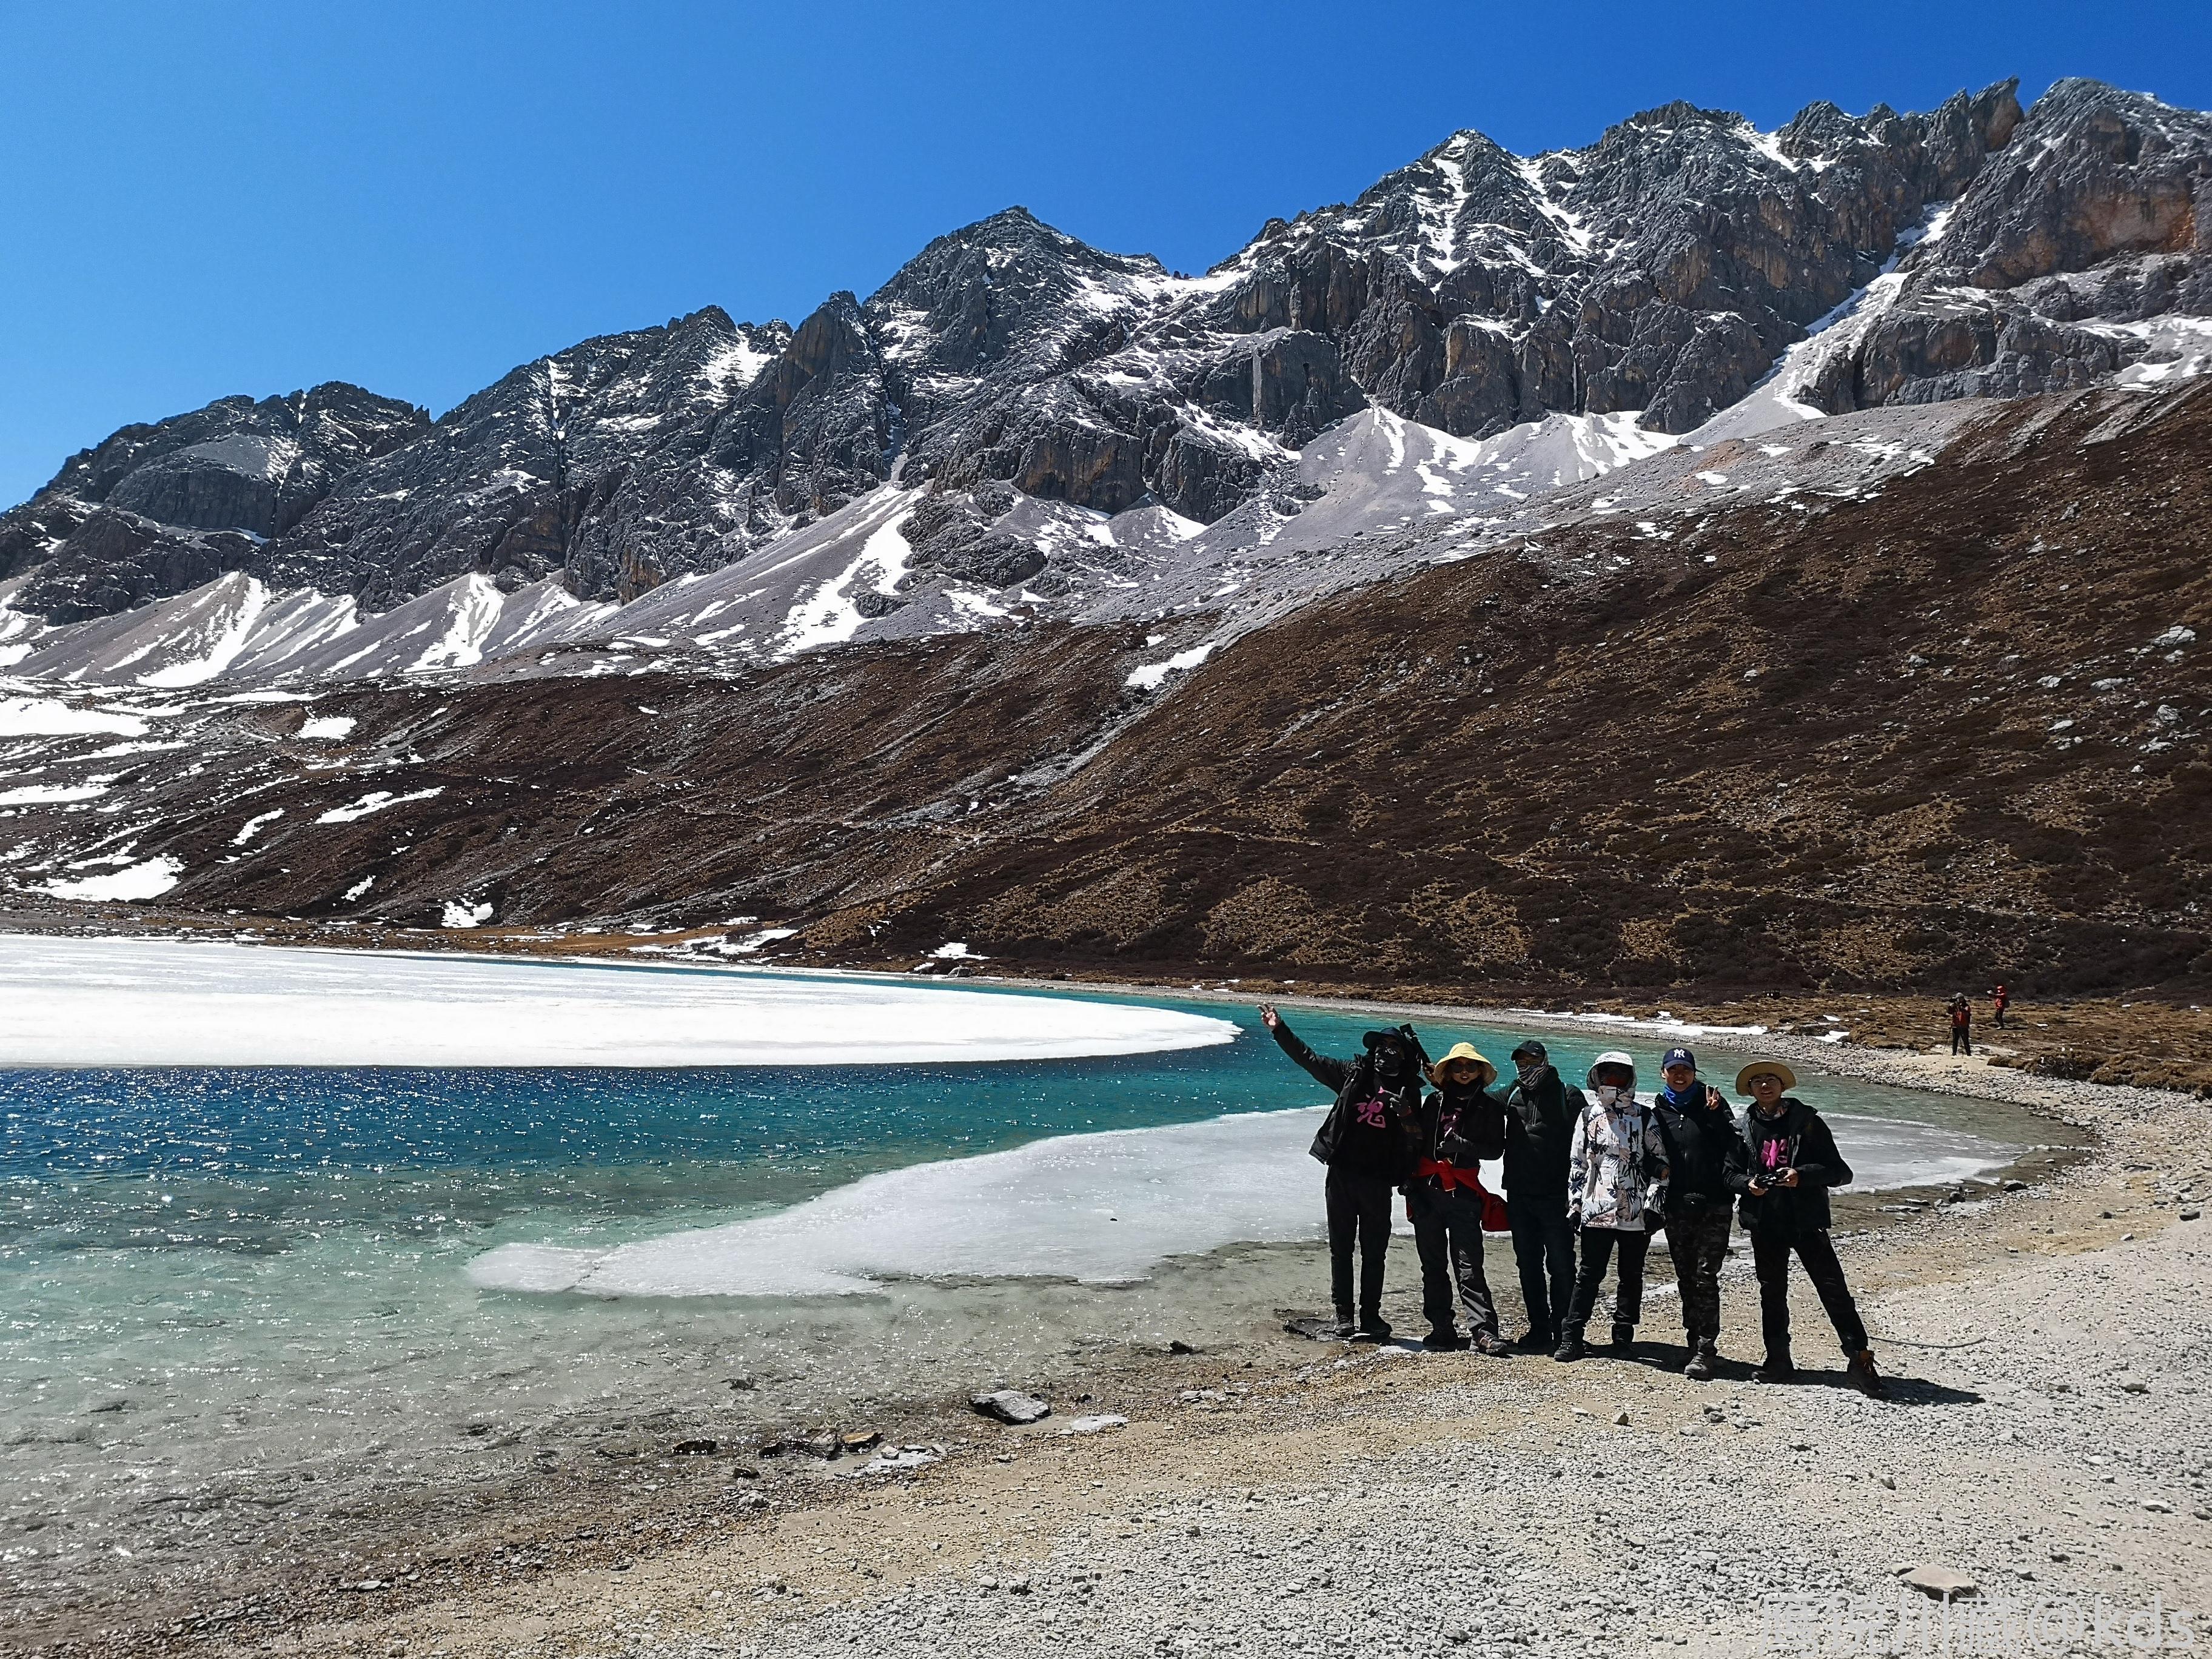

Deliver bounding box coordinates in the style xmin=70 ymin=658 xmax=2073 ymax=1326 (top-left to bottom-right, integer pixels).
xmin=1661 ymin=1047 xmax=1697 ymax=1071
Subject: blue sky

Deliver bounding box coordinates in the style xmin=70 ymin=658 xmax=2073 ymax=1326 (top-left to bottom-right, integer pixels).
xmin=4 ymin=1 xmax=2208 ymax=506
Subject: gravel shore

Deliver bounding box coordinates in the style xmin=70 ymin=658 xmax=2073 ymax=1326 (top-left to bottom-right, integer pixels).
xmin=227 ymin=1034 xmax=2212 ymax=1659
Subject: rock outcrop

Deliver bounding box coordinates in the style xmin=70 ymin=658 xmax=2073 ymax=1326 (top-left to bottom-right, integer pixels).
xmin=0 ymin=384 xmax=427 ymax=622
xmin=2 ymin=77 xmax=2207 ymax=632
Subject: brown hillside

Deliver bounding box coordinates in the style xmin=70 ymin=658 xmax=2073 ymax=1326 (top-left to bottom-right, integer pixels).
xmin=5 ymin=386 xmax=2207 ymax=1001
xmin=832 ymin=383 xmax=2212 ymax=995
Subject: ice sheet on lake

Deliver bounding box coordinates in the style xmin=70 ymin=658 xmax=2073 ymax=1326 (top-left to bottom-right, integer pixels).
xmin=0 ymin=937 xmax=1236 ymax=1067
xmin=468 ymin=1104 xmax=2017 ymax=1299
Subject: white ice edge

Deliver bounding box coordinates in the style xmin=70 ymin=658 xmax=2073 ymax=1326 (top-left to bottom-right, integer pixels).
xmin=1499 ymin=1005 xmax=1771 ymax=1038
xmin=466 ymin=1104 xmax=2018 ymax=1301
xmin=0 ymin=936 xmax=1236 ymax=1068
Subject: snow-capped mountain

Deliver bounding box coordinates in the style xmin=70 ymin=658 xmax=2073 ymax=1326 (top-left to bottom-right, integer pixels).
xmin=2 ymin=76 xmax=2208 ymax=691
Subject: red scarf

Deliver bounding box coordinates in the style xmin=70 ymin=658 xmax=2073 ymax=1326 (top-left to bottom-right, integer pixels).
xmin=1412 ymin=1160 xmax=1512 ymax=1231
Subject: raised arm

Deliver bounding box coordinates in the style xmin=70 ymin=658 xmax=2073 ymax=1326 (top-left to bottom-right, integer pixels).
xmin=1258 ymin=1004 xmax=1350 ymax=1094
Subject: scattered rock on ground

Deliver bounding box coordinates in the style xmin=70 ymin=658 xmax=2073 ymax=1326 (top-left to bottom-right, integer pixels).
xmin=971 ymin=1391 xmax=1051 ymax=1426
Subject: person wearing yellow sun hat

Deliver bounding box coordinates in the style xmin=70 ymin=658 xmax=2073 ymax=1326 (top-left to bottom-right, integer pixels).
xmin=1406 ymin=1042 xmax=1510 ymax=1353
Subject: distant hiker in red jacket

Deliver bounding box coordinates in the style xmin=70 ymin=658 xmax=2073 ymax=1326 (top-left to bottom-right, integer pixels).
xmin=1948 ymin=995 xmax=1972 ymax=1056
xmin=1992 ymin=984 xmax=2010 ymax=1028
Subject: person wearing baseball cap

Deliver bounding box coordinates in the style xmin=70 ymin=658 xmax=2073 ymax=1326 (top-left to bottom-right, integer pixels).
xmin=1500 ymin=1038 xmax=1581 ymax=1350
xmin=1728 ymin=1059 xmax=1885 ymax=1397
xmin=1650 ymin=1045 xmax=1747 ymax=1381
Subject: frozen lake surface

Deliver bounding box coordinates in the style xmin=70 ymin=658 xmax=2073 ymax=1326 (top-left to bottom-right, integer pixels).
xmin=473 ymin=1101 xmax=2016 ymax=1300
xmin=0 ymin=936 xmax=1238 ymax=1065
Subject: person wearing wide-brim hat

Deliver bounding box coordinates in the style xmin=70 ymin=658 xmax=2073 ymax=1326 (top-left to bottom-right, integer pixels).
xmin=1406 ymin=1042 xmax=1512 ymax=1353
xmin=1425 ymin=1042 xmax=1496 ymax=1090
xmin=1258 ymin=1002 xmax=1421 ymax=1341
xmin=1726 ymin=1059 xmax=1885 ymax=1397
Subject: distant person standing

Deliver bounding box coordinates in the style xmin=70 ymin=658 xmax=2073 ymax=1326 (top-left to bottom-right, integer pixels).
xmin=1259 ymin=1003 xmax=1419 ymax=1341
xmin=1729 ymin=1061 xmax=1885 ymax=1397
xmin=1992 ymin=984 xmax=2010 ymax=1028
xmin=1649 ymin=1045 xmax=1746 ymax=1381
xmin=1554 ymin=1051 xmax=1669 ymax=1362
xmin=1948 ymin=995 xmax=1973 ymax=1056
xmin=1407 ymin=1042 xmax=1512 ymax=1354
xmin=1500 ymin=1039 xmax=1581 ymax=1351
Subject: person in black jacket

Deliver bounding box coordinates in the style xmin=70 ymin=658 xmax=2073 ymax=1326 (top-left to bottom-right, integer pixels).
xmin=1260 ymin=1003 xmax=1419 ymax=1341
xmin=1651 ymin=1045 xmax=1747 ymax=1381
xmin=1728 ymin=1061 xmax=1886 ymax=1397
xmin=1407 ymin=1042 xmax=1512 ymax=1354
xmin=1500 ymin=1039 xmax=1581 ymax=1350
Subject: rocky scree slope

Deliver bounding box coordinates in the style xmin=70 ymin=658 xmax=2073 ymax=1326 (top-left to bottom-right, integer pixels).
xmin=0 ymin=377 xmax=2202 ymax=997
xmin=1 ymin=77 xmax=2208 ymax=671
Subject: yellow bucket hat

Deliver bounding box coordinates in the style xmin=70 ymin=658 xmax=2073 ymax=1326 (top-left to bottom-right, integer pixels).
xmin=1427 ymin=1042 xmax=1496 ymax=1089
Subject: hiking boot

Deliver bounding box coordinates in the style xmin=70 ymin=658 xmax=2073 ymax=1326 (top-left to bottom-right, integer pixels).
xmin=1514 ymin=1327 xmax=1555 ymax=1353
xmin=1610 ymin=1321 xmax=1635 ymax=1350
xmin=1471 ymin=1329 xmax=1513 ymax=1358
xmin=1353 ymin=1314 xmax=1392 ymax=1344
xmin=1754 ymin=1349 xmax=1795 ymax=1384
xmin=1552 ymin=1326 xmax=1586 ymax=1363
xmin=1848 ymin=1348 xmax=1888 ymax=1399
xmin=1421 ymin=1327 xmax=1462 ymax=1352
xmin=1323 ymin=1307 xmax=1356 ymax=1341
xmin=1683 ymin=1343 xmax=1718 ymax=1382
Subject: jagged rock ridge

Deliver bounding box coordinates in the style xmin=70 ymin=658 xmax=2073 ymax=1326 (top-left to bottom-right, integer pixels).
xmin=1 ymin=76 xmax=2207 ymax=645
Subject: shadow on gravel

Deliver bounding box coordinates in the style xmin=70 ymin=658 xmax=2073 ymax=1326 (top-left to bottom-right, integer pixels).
xmin=1581 ymin=1347 xmax=1986 ymax=1407
xmin=1790 ymin=1366 xmax=1984 ymax=1407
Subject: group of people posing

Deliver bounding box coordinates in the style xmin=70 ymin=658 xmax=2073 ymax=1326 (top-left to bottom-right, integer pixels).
xmin=1258 ymin=1004 xmax=1886 ymax=1397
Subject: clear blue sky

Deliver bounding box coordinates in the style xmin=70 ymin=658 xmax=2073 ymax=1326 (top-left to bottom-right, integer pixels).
xmin=4 ymin=0 xmax=2208 ymax=506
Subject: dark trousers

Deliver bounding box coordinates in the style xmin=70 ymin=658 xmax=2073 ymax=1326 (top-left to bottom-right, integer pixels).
xmin=1566 ymin=1225 xmax=1647 ymax=1330
xmin=1750 ymin=1227 xmax=1868 ymax=1358
xmin=1508 ymin=1198 xmax=1574 ymax=1339
xmin=1324 ymin=1168 xmax=1395 ymax=1318
xmin=1665 ymin=1202 xmax=1734 ymax=1347
xmin=1407 ymin=1181 xmax=1500 ymax=1337
xmin=1951 ymin=1027 xmax=1971 ymax=1054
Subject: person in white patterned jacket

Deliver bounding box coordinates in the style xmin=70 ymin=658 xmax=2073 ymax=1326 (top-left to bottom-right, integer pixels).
xmin=1553 ymin=1050 xmax=1671 ymax=1362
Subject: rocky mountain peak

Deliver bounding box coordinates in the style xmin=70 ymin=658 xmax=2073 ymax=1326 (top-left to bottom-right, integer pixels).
xmin=0 ymin=383 xmax=432 ymax=622
xmin=868 ymin=206 xmax=1171 ymax=381
xmin=3 ymin=75 xmax=2207 ymax=649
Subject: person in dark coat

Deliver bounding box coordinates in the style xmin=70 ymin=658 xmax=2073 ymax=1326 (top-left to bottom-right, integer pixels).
xmin=1500 ymin=1038 xmax=1580 ymax=1350
xmin=1948 ymin=996 xmax=1972 ymax=1056
xmin=1259 ymin=1002 xmax=1419 ymax=1341
xmin=1728 ymin=1061 xmax=1886 ymax=1396
xmin=1651 ymin=1045 xmax=1746 ymax=1381
xmin=1407 ymin=1042 xmax=1512 ymax=1354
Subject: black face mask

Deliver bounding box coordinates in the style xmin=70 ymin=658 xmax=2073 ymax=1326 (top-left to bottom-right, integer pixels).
xmin=1365 ymin=1031 xmax=1409 ymax=1083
